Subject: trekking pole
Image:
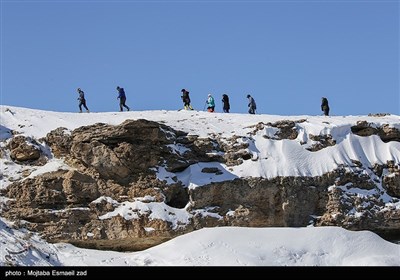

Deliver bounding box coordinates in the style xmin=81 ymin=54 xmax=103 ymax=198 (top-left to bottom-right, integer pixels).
xmin=203 ymin=102 xmax=207 ymax=111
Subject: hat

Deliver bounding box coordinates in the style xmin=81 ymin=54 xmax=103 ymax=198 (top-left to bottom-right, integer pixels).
xmin=247 ymin=94 xmax=251 ymax=98
xmin=116 ymin=86 xmax=120 ymax=90
xmin=208 ymin=94 xmax=211 ymax=97
xmin=181 ymin=89 xmax=185 ymax=92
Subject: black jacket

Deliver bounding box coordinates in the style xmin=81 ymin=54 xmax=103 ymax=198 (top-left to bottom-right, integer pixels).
xmin=181 ymin=90 xmax=190 ymax=103
xmin=321 ymin=98 xmax=329 ymax=110
xmin=222 ymin=94 xmax=230 ymax=110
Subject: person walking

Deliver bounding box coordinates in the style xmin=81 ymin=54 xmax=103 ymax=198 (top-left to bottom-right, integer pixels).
xmin=116 ymin=86 xmax=130 ymax=112
xmin=206 ymin=94 xmax=215 ymax=112
xmin=222 ymin=94 xmax=230 ymax=113
xmin=247 ymin=94 xmax=256 ymax=114
xmin=321 ymin=97 xmax=330 ymax=116
xmin=77 ymin=88 xmax=89 ymax=113
xmin=181 ymin=89 xmax=193 ymax=110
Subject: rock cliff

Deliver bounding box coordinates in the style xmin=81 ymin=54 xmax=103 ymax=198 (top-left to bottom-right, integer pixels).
xmin=1 ymin=110 xmax=399 ymax=251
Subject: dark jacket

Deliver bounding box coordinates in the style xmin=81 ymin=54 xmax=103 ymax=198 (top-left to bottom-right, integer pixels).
xmin=181 ymin=90 xmax=190 ymax=103
xmin=321 ymin=98 xmax=329 ymax=111
xmin=248 ymin=96 xmax=256 ymax=109
xmin=117 ymin=88 xmax=126 ymax=99
xmin=222 ymin=94 xmax=230 ymax=110
xmin=78 ymin=90 xmax=85 ymax=102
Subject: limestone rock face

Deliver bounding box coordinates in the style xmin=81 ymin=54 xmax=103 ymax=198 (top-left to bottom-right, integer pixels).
xmin=1 ymin=118 xmax=399 ymax=251
xmin=70 ymin=120 xmax=225 ymax=183
xmin=306 ymin=134 xmax=336 ymax=152
xmin=382 ymin=161 xmax=400 ymax=198
xmin=44 ymin=127 xmax=72 ymax=158
xmin=351 ymin=121 xmax=400 ymax=142
xmin=63 ymin=170 xmax=100 ymax=205
xmin=316 ymin=185 xmax=400 ymax=234
xmin=379 ymin=124 xmax=400 ymax=143
xmin=188 ymin=176 xmax=326 ymax=227
xmin=8 ymin=136 xmax=42 ymax=163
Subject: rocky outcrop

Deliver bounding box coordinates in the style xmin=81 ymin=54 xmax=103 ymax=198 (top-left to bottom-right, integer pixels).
xmin=316 ymin=186 xmax=400 ymax=234
xmin=188 ymin=176 xmax=328 ymax=227
xmin=381 ymin=161 xmax=400 ymax=198
xmin=0 ymin=169 xmax=184 ymax=250
xmin=45 ymin=119 xmax=221 ymax=184
xmin=379 ymin=124 xmax=400 ymax=143
xmin=306 ymin=134 xmax=336 ymax=152
xmin=266 ymin=120 xmax=304 ymax=140
xmin=7 ymin=136 xmax=44 ymax=163
xmin=351 ymin=121 xmax=400 ymax=142
xmin=248 ymin=119 xmax=307 ymax=140
xmin=43 ymin=127 xmax=72 ymax=158
xmin=1 ymin=118 xmax=399 ymax=251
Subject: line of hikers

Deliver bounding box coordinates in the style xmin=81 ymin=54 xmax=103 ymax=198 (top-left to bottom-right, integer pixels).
xmin=76 ymin=87 xmax=329 ymax=116
xmin=181 ymin=90 xmax=329 ymax=115
xmin=76 ymin=86 xmax=130 ymax=113
xmin=181 ymin=89 xmax=257 ymax=114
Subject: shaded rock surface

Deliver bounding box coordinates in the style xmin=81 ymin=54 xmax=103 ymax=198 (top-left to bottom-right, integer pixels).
xmin=351 ymin=121 xmax=400 ymax=142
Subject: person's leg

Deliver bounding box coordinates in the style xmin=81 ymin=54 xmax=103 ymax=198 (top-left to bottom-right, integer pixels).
xmin=83 ymin=101 xmax=89 ymax=111
xmin=249 ymin=107 xmax=255 ymax=114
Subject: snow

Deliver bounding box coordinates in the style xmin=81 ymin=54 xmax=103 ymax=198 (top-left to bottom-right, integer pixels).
xmin=98 ymin=199 xmax=191 ymax=230
xmin=1 ymin=105 xmax=400 ymax=266
xmin=26 ymin=159 xmax=70 ymax=180
xmin=167 ymin=143 xmax=190 ymax=155
xmin=0 ymin=219 xmax=61 ymax=266
xmin=175 ymin=162 xmax=238 ymax=189
xmin=1 ymin=106 xmax=399 ymax=182
xmin=3 ymin=220 xmax=397 ymax=266
xmin=92 ymin=196 xmax=120 ymax=206
xmin=2 ymin=226 xmax=394 ymax=266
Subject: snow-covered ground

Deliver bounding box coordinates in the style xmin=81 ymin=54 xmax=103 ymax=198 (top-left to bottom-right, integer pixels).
xmin=1 ymin=224 xmax=398 ymax=266
xmin=0 ymin=105 xmax=399 ymax=266
xmin=1 ymin=106 xmax=399 ymax=183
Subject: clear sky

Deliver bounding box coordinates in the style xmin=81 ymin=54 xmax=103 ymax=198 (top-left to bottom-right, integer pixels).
xmin=1 ymin=0 xmax=399 ymax=115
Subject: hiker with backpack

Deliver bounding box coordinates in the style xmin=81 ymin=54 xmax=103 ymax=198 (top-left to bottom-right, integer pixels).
xmin=222 ymin=94 xmax=230 ymax=113
xmin=206 ymin=94 xmax=215 ymax=112
xmin=116 ymin=86 xmax=130 ymax=112
xmin=247 ymin=94 xmax=256 ymax=114
xmin=181 ymin=89 xmax=193 ymax=110
xmin=321 ymin=97 xmax=330 ymax=116
xmin=76 ymin=88 xmax=89 ymax=113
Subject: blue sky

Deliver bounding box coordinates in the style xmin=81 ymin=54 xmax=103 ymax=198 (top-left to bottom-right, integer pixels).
xmin=1 ymin=0 xmax=399 ymax=115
